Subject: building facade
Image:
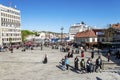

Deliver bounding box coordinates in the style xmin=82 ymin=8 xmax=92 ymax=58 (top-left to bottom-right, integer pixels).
xmin=0 ymin=4 xmax=21 ymax=46
xmin=69 ymin=22 xmax=91 ymax=41
xmin=111 ymin=23 xmax=120 ymax=42
xmin=74 ymin=29 xmax=105 ymax=47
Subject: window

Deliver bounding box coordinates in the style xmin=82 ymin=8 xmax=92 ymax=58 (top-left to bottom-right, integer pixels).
xmin=97 ymin=38 xmax=100 ymax=42
xmin=7 ymin=38 xmax=9 ymax=41
xmin=92 ymin=38 xmax=95 ymax=42
xmin=2 ymin=39 xmax=4 ymax=41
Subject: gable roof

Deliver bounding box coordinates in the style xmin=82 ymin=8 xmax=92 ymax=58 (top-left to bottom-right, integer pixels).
xmin=74 ymin=29 xmax=96 ymax=38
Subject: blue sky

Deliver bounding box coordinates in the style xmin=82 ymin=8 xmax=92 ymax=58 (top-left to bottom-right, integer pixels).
xmin=0 ymin=0 xmax=120 ymax=33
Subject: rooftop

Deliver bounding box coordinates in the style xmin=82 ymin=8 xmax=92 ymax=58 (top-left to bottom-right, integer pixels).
xmin=75 ymin=29 xmax=96 ymax=38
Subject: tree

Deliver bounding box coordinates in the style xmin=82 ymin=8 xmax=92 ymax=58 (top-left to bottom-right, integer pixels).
xmin=81 ymin=21 xmax=85 ymax=24
xmin=21 ymin=30 xmax=35 ymax=42
xmin=34 ymin=32 xmax=40 ymax=36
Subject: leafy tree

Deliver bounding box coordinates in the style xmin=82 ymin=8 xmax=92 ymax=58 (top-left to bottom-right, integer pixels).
xmin=81 ymin=21 xmax=85 ymax=24
xmin=34 ymin=32 xmax=40 ymax=36
xmin=21 ymin=30 xmax=34 ymax=42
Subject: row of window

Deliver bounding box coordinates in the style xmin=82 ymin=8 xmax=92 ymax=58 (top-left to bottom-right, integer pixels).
xmin=1 ymin=18 xmax=20 ymax=23
xmin=1 ymin=8 xmax=20 ymax=15
xmin=2 ymin=38 xmax=21 ymax=42
xmin=79 ymin=38 xmax=90 ymax=42
xmin=1 ymin=18 xmax=20 ymax=27
xmin=2 ymin=33 xmax=21 ymax=37
xmin=77 ymin=38 xmax=105 ymax=42
xmin=97 ymin=38 xmax=105 ymax=42
xmin=1 ymin=23 xmax=20 ymax=27
xmin=2 ymin=28 xmax=21 ymax=32
xmin=1 ymin=13 xmax=20 ymax=20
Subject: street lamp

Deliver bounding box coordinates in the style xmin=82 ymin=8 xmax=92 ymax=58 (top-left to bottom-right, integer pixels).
xmin=61 ymin=27 xmax=64 ymax=43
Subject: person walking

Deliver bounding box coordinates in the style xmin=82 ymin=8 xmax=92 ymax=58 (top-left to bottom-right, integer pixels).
xmin=107 ymin=52 xmax=110 ymax=62
xmin=74 ymin=56 xmax=79 ymax=70
xmin=65 ymin=56 xmax=69 ymax=70
xmin=67 ymin=52 xmax=71 ymax=58
xmin=95 ymin=56 xmax=102 ymax=72
xmin=80 ymin=59 xmax=86 ymax=73
xmin=91 ymin=49 xmax=94 ymax=59
xmin=61 ymin=58 xmax=66 ymax=70
xmin=81 ymin=51 xmax=84 ymax=58
xmin=70 ymin=50 xmax=74 ymax=58
xmin=86 ymin=58 xmax=92 ymax=73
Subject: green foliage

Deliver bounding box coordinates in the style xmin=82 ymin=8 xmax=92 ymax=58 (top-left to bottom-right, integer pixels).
xmin=21 ymin=30 xmax=35 ymax=42
xmin=34 ymin=32 xmax=40 ymax=36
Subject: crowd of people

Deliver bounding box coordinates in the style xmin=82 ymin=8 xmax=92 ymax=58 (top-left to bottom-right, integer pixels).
xmin=0 ymin=41 xmax=120 ymax=74
xmin=51 ymin=42 xmax=120 ymax=73
xmin=59 ymin=53 xmax=102 ymax=73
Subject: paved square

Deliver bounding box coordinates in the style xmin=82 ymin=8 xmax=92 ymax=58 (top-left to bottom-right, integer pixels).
xmin=0 ymin=47 xmax=120 ymax=80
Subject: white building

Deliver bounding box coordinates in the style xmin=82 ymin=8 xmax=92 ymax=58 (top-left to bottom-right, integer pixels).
xmin=0 ymin=4 xmax=21 ymax=46
xmin=69 ymin=22 xmax=90 ymax=40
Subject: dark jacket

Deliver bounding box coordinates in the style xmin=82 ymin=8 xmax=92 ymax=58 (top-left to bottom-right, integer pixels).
xmin=96 ymin=58 xmax=102 ymax=66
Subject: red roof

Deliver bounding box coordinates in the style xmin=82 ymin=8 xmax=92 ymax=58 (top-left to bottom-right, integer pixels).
xmin=74 ymin=29 xmax=96 ymax=38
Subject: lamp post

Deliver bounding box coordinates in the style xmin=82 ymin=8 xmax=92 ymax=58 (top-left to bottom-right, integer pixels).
xmin=61 ymin=27 xmax=64 ymax=43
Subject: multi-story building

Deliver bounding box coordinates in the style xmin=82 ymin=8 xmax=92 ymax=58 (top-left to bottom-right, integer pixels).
xmin=0 ymin=4 xmax=21 ymax=46
xmin=74 ymin=29 xmax=105 ymax=47
xmin=111 ymin=23 xmax=120 ymax=42
xmin=69 ymin=22 xmax=91 ymax=40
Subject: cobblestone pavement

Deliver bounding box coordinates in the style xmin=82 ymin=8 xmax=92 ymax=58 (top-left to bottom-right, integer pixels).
xmin=0 ymin=47 xmax=120 ymax=80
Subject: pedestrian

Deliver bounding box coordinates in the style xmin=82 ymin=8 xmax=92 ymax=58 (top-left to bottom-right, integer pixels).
xmin=31 ymin=46 xmax=33 ymax=50
xmin=80 ymin=59 xmax=85 ymax=73
xmin=10 ymin=46 xmax=13 ymax=53
xmin=115 ymin=50 xmax=119 ymax=60
xmin=43 ymin=54 xmax=48 ymax=64
xmin=86 ymin=58 xmax=92 ymax=73
xmin=81 ymin=51 xmax=84 ymax=58
xmin=75 ymin=48 xmax=79 ymax=54
xmin=107 ymin=52 xmax=110 ymax=62
xmin=61 ymin=58 xmax=66 ymax=70
xmin=90 ymin=59 xmax=94 ymax=72
xmin=67 ymin=52 xmax=71 ymax=58
xmin=70 ymin=52 xmax=73 ymax=58
xmin=22 ymin=47 xmax=26 ymax=52
xmin=74 ymin=56 xmax=79 ymax=70
xmin=65 ymin=56 xmax=69 ymax=70
xmin=95 ymin=56 xmax=102 ymax=72
xmin=91 ymin=50 xmax=94 ymax=59
xmin=71 ymin=49 xmax=74 ymax=54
